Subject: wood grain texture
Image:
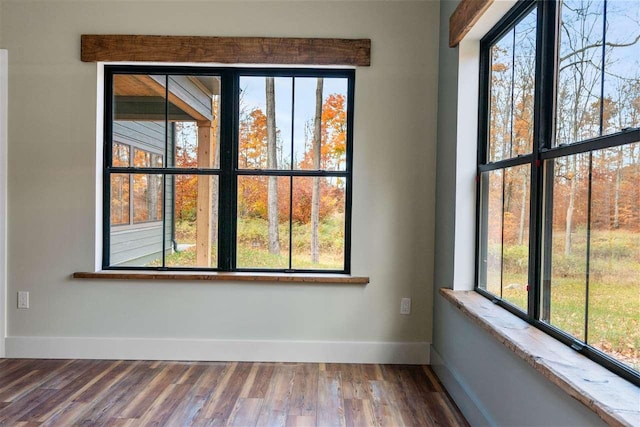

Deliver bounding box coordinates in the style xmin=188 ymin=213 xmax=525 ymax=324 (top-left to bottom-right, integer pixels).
xmin=73 ymin=271 xmax=370 ymax=284
xmin=449 ymin=0 xmax=494 ymax=47
xmin=0 ymin=360 xmax=466 ymax=426
xmin=81 ymin=35 xmax=371 ymax=66
xmin=440 ymin=289 xmax=640 ymax=427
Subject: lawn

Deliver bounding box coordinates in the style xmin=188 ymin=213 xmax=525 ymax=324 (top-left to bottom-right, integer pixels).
xmin=156 ymin=217 xmax=344 ymax=270
xmin=489 ymin=229 xmax=639 ymax=371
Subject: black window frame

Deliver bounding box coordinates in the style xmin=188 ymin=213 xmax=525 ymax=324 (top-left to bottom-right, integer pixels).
xmin=476 ymin=0 xmax=640 ymax=386
xmin=103 ymin=65 xmax=354 ymax=274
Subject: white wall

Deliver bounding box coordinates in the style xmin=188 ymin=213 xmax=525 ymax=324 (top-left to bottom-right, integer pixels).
xmin=432 ymin=1 xmax=607 ymax=425
xmin=1 ymin=0 xmax=439 ymax=362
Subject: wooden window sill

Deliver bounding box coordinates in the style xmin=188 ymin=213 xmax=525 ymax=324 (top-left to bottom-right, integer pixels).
xmin=439 ymin=289 xmax=640 ymax=427
xmin=73 ymin=271 xmax=369 ymax=285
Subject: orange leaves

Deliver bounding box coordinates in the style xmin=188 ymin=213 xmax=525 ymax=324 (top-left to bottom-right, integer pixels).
xmin=239 ymin=108 xmax=269 ymax=169
xmin=175 ymin=175 xmax=198 ymax=222
xmin=291 ymin=178 xmax=344 ymax=223
xmin=321 ymin=94 xmax=347 ymax=169
xmin=492 ymin=63 xmax=509 ymax=73
xmin=236 ymin=91 xmax=347 ymax=225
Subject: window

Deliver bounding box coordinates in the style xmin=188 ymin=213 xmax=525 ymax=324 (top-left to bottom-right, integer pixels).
xmin=110 ymin=142 xmax=163 ymax=226
xmin=477 ymin=0 xmax=640 ymax=385
xmin=104 ymin=67 xmax=353 ymax=273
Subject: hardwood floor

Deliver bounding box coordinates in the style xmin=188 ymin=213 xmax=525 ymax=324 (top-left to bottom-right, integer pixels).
xmin=0 ymin=359 xmax=468 ymax=426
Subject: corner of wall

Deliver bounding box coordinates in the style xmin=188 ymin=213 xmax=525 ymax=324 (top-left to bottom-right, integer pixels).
xmin=430 ymin=345 xmax=495 ymax=426
xmin=0 ymin=49 xmax=8 ymax=357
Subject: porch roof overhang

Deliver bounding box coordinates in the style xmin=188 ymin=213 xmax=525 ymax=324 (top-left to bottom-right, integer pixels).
xmin=114 ymin=74 xmax=218 ymax=123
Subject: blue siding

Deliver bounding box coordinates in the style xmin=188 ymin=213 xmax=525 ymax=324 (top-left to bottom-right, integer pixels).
xmin=110 ymin=121 xmax=175 ymax=266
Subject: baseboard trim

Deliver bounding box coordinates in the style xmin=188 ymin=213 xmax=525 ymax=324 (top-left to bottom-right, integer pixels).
xmin=6 ymin=336 xmax=430 ymax=364
xmin=430 ymin=345 xmax=495 ymax=426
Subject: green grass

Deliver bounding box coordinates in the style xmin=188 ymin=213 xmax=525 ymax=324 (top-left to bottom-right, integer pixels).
xmin=153 ymin=217 xmax=344 ymax=270
xmin=485 ymin=229 xmax=639 ymax=371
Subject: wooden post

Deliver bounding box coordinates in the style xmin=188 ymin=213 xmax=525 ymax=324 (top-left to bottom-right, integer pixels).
xmin=196 ymin=121 xmax=214 ymax=267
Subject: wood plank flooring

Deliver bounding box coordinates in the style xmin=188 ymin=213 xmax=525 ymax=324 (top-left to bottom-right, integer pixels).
xmin=0 ymin=359 xmax=468 ymax=426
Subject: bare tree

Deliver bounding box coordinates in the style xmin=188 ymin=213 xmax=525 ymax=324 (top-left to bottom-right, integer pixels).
xmin=211 ymin=97 xmax=220 ymax=245
xmin=311 ymin=78 xmax=324 ymax=263
xmin=266 ymin=77 xmax=280 ymax=255
xmin=557 ymin=0 xmax=604 ymax=255
xmin=556 ymin=0 xmax=640 ymax=253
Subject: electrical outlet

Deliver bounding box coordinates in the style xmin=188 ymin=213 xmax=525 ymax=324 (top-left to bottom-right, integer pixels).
xmin=400 ymin=297 xmax=411 ymax=315
xmin=18 ymin=291 xmax=29 ymax=309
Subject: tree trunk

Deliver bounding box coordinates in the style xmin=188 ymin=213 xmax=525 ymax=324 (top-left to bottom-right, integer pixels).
xmin=266 ymin=77 xmax=280 ymax=255
xmin=211 ymin=98 xmax=220 ymax=245
xmin=565 ymin=157 xmax=577 ymax=256
xmin=311 ymin=78 xmax=323 ymax=264
xmin=518 ymin=172 xmax=528 ymax=245
xmin=613 ymin=146 xmax=622 ymax=229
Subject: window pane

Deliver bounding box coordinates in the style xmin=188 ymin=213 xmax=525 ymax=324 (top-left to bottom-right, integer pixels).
xmin=511 ymin=9 xmax=536 ymax=157
xmin=502 ymin=165 xmax=530 ymax=310
xmin=556 ymin=0 xmax=605 ymax=145
xmin=479 ymin=169 xmax=503 ymax=296
xmin=110 ymin=174 xmax=130 ymax=226
xmin=133 ymin=173 xmax=163 ymax=224
xmin=113 ymin=74 xmax=167 ymax=164
xmin=587 ymin=143 xmax=640 ymax=372
xmin=172 ymin=119 xmax=220 ymax=170
xmin=478 ymin=165 xmax=530 ymax=311
xmin=602 ymin=2 xmax=640 ymax=135
xmin=152 ymin=153 xmax=163 ymax=168
xmin=167 ymin=75 xmax=221 ymax=168
xmin=109 ymin=173 xmax=165 ymax=267
xmin=237 ymin=176 xmax=291 ymax=269
xmin=488 ymin=29 xmax=514 ymax=162
xmin=542 ymin=153 xmax=591 ymax=341
xmin=294 ymin=78 xmax=349 ymax=171
xmin=112 ymin=142 xmax=130 ymax=167
xmin=133 ymin=148 xmax=151 ymax=167
xmin=543 ymin=145 xmax=640 ymax=366
xmin=239 ymin=77 xmax=292 ymax=170
xmin=162 ymin=174 xmax=219 ymax=269
xmin=291 ymin=177 xmax=345 ymax=270
xmin=487 ymin=8 xmax=536 ymax=163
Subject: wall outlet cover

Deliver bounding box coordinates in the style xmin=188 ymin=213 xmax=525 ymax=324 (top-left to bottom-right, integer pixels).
xmin=400 ymin=297 xmax=411 ymax=315
xmin=18 ymin=291 xmax=29 ymax=309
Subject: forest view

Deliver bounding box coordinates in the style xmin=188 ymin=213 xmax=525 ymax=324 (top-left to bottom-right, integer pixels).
xmin=481 ymin=0 xmax=639 ymax=371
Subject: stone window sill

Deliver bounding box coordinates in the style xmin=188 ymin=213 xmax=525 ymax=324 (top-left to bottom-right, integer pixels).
xmin=439 ymin=289 xmax=639 ymax=427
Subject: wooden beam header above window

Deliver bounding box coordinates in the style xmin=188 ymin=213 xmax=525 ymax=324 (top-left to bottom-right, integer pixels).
xmin=81 ymin=35 xmax=371 ymax=66
xmin=449 ymin=0 xmax=494 ymax=47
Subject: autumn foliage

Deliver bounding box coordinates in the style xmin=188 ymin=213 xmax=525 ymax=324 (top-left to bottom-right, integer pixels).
xmin=238 ymin=93 xmax=347 ymax=225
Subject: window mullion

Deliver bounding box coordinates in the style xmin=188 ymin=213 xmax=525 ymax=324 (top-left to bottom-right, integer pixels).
xmin=161 ymin=75 xmax=168 ymax=269
xmin=584 ymin=152 xmax=594 ymax=343
xmin=102 ymin=70 xmax=115 ymax=269
xmin=529 ymin=0 xmax=557 ymax=321
xmin=217 ymin=71 xmax=237 ymax=271
xmin=598 ymin=0 xmax=607 ymax=136
xmin=128 ymin=147 xmax=133 ymax=226
xmin=288 ymin=79 xmax=296 ymax=271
